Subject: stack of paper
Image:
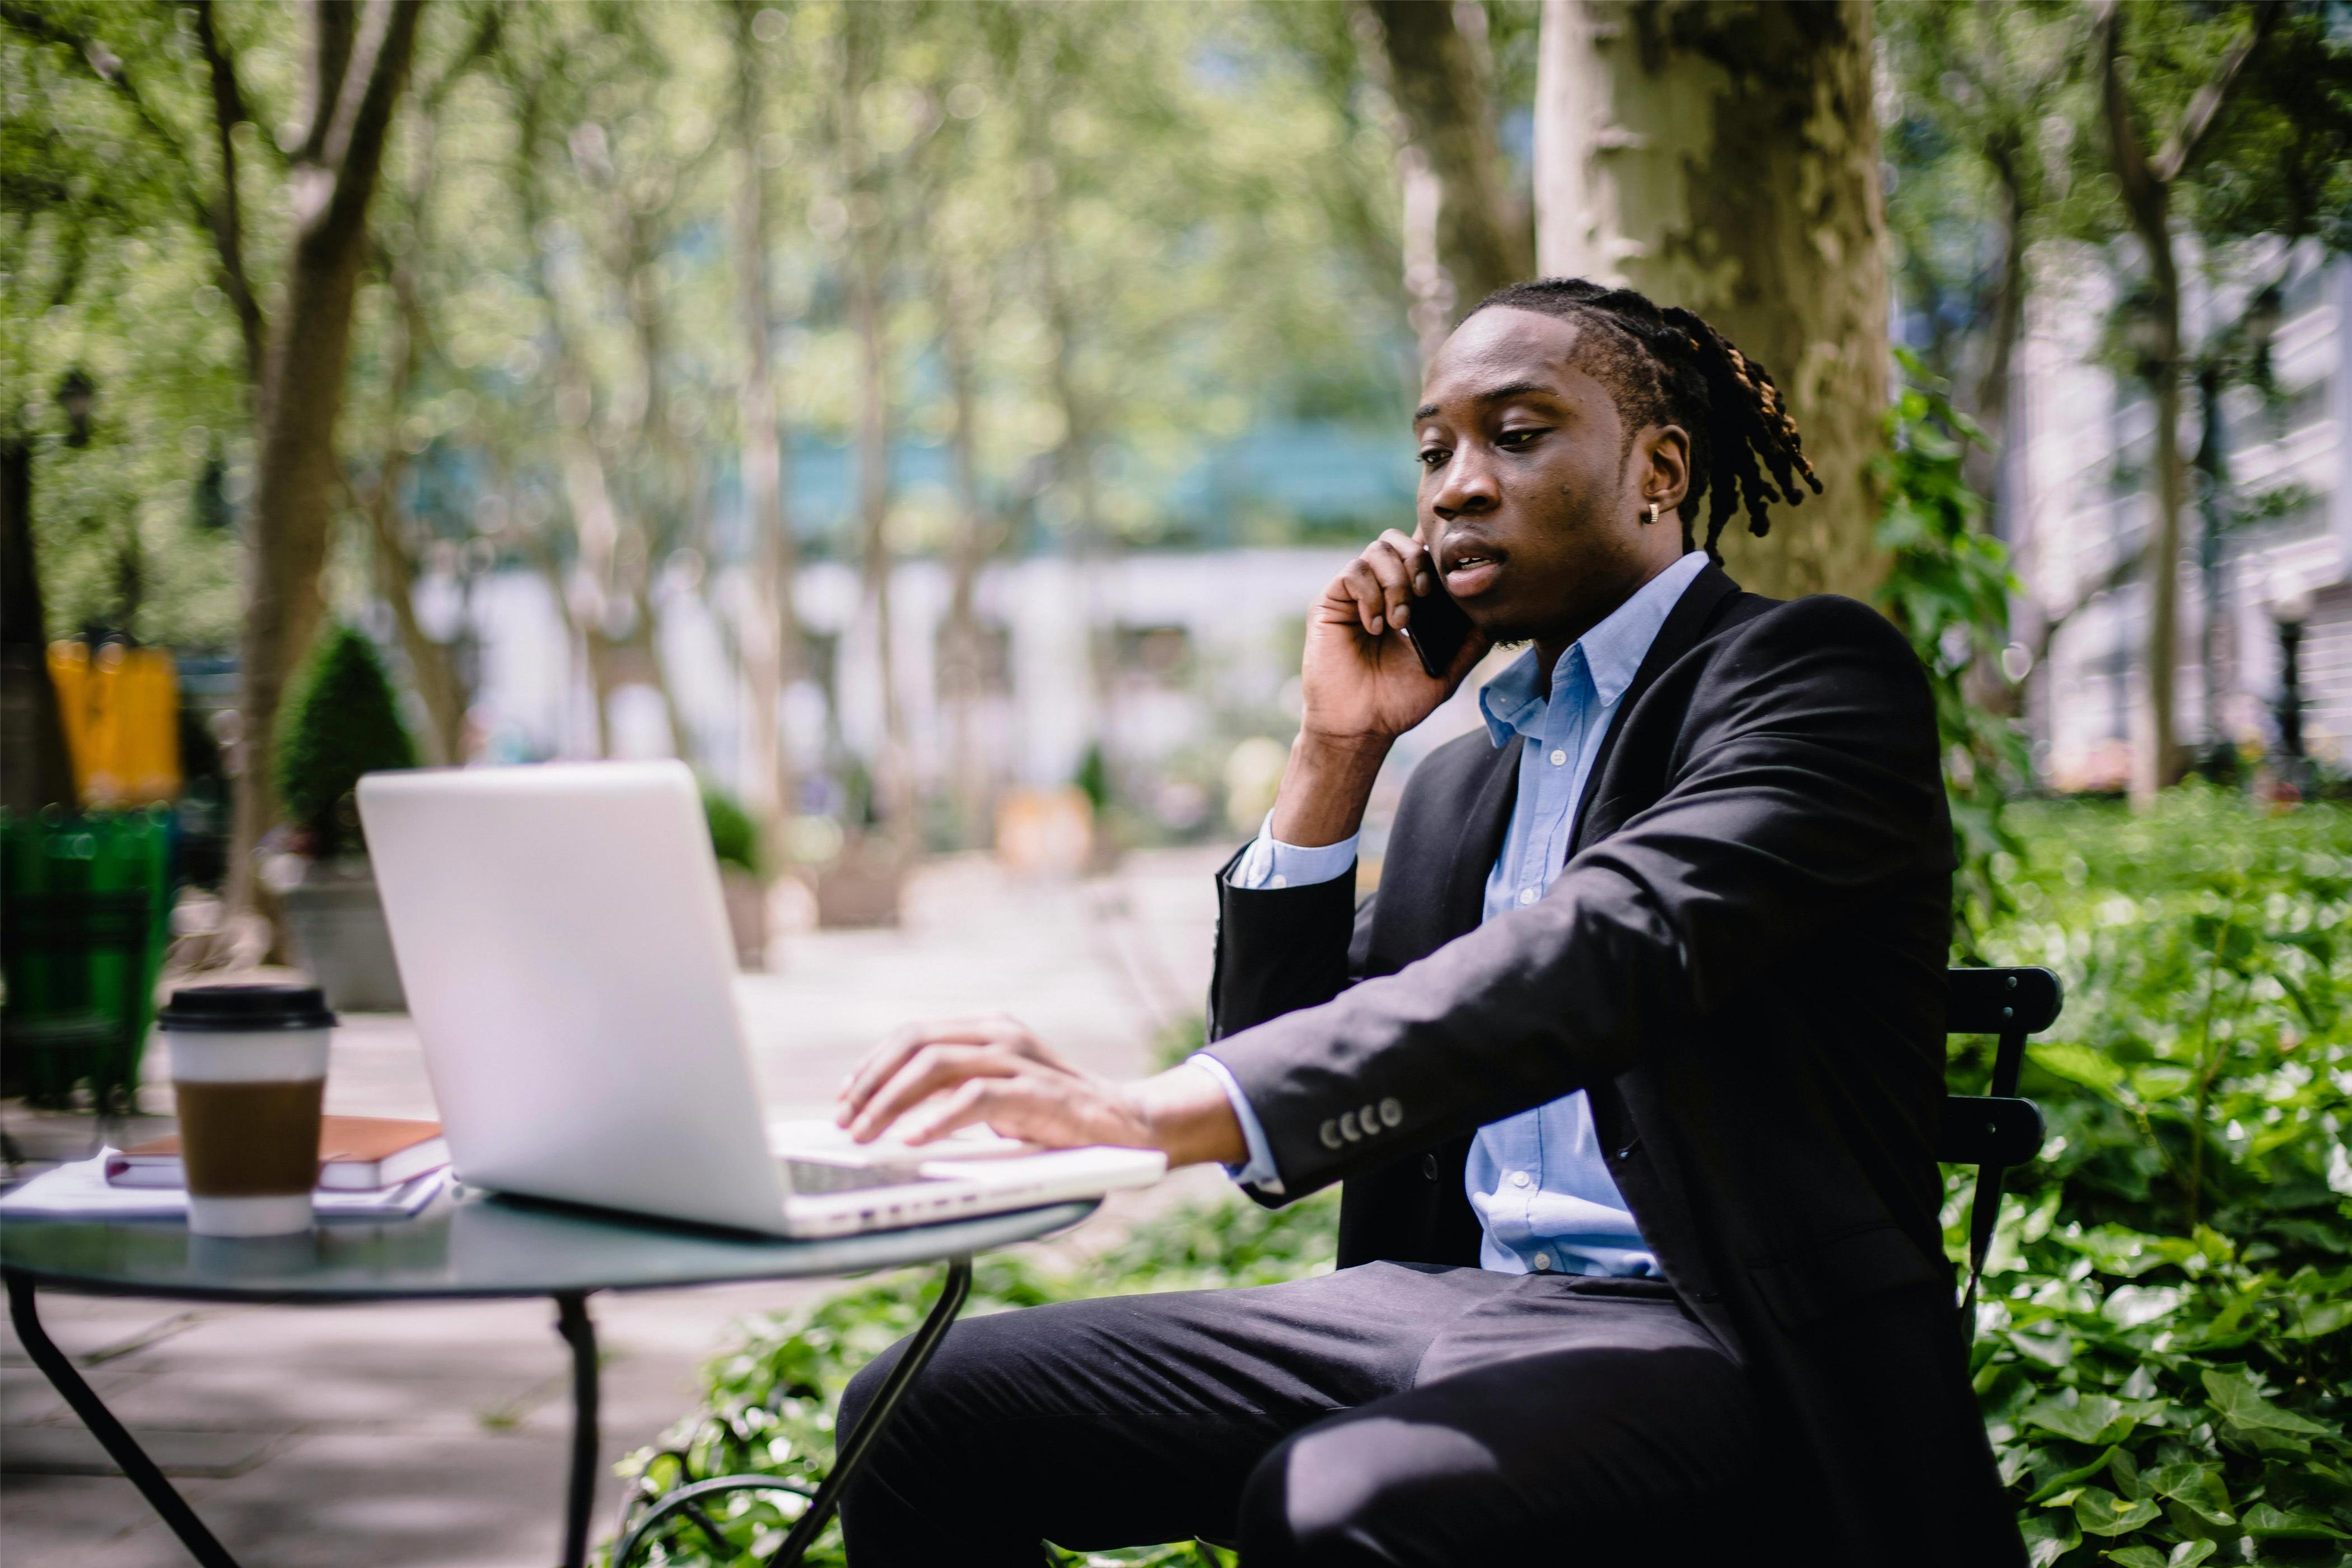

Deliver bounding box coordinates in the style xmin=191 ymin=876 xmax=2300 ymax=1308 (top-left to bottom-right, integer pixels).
xmin=0 ymin=1151 xmax=447 ymax=1221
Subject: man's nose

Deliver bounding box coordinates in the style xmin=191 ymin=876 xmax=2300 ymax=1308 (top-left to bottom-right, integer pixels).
xmin=1431 ymin=450 xmax=1500 ymax=519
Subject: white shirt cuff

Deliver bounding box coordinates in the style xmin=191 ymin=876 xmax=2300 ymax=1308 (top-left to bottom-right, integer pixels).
xmin=1226 ymin=815 xmax=1360 ymax=892
xmin=1187 ymin=1052 xmax=1284 ymax=1194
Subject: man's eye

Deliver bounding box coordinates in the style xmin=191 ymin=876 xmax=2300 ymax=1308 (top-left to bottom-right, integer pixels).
xmin=1418 ymin=447 xmax=1448 ymax=469
xmin=1496 ymin=428 xmax=1543 ymax=449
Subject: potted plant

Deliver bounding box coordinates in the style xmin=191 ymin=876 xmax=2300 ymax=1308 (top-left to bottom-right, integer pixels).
xmin=701 ymin=783 xmax=769 ymax=969
xmin=272 ymin=625 xmax=417 ymax=1010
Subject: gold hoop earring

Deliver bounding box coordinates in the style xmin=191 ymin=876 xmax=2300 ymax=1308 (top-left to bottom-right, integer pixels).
xmin=1644 ymin=502 xmax=1660 ymax=526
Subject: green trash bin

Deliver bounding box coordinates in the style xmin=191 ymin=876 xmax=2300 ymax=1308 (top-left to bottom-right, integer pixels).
xmin=0 ymin=807 xmax=174 ymax=1111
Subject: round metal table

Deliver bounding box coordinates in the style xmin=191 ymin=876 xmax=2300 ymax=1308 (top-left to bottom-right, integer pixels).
xmin=1 ymin=1185 xmax=1096 ymax=1568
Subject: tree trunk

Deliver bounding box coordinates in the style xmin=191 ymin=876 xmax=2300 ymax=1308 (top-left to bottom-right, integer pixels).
xmin=2131 ymin=237 xmax=2188 ymax=804
xmin=227 ymin=0 xmax=423 ymax=923
xmin=2093 ymin=0 xmax=2276 ymax=804
xmin=361 ymin=470 xmax=466 ymax=767
xmin=364 ymin=120 xmax=469 ymax=767
xmin=843 ymin=7 xmax=911 ymax=839
xmin=1368 ymin=0 xmax=1533 ymax=318
xmin=1533 ymin=0 xmax=1890 ymax=603
xmin=0 ymin=433 xmax=77 ymax=813
xmin=732 ymin=0 xmax=799 ymax=846
xmin=932 ymin=255 xmax=995 ymax=847
xmin=1969 ymin=139 xmax=2028 ymax=521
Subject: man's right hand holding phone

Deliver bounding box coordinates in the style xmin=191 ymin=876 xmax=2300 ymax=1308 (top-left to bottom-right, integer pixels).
xmin=1270 ymin=529 xmax=1491 ymax=850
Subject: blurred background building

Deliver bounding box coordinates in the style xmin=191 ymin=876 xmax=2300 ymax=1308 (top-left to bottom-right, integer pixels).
xmin=2013 ymin=244 xmax=2348 ymax=791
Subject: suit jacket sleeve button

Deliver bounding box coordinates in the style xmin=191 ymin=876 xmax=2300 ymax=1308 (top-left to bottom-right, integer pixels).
xmin=1421 ymin=1152 xmax=1440 ymax=1180
xmin=1339 ymin=1111 xmax=1362 ymax=1142
xmin=1379 ymin=1098 xmax=1402 ymax=1127
xmin=1319 ymin=1119 xmax=1342 ymax=1150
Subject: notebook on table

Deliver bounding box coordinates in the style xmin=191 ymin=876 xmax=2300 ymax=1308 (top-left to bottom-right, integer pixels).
xmin=106 ymin=1116 xmax=450 ymax=1192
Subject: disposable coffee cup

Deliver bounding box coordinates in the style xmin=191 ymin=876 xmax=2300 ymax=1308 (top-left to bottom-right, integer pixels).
xmin=157 ymin=985 xmax=338 ymax=1238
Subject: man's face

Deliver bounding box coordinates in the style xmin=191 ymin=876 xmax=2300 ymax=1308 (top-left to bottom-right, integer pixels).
xmin=1412 ymin=307 xmax=1680 ymax=649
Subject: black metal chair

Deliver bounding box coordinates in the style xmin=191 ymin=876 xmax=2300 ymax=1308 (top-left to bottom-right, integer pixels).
xmin=1 ymin=888 xmax=155 ymax=1163
xmin=1939 ymin=965 xmax=2062 ymax=1336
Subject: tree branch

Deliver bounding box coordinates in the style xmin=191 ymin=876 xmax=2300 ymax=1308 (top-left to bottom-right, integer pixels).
xmin=299 ymin=0 xmax=360 ymax=165
xmin=188 ymin=0 xmax=267 ymax=390
xmin=2096 ymin=0 xmax=2161 ymax=216
xmin=417 ymin=1 xmax=502 ymax=117
xmin=317 ymin=1 xmax=425 ymax=244
xmin=2151 ymin=1 xmax=2283 ymax=184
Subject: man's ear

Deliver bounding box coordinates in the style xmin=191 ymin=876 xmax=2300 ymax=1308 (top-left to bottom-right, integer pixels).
xmin=1637 ymin=424 xmax=1692 ymax=515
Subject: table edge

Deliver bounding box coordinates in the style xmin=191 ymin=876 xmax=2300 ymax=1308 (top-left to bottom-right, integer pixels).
xmin=0 ymin=1197 xmax=1099 ymax=1303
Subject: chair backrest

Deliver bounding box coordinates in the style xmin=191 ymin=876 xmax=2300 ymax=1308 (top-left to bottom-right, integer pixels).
xmin=1945 ymin=965 xmax=2062 ymax=1038
xmin=1940 ymin=965 xmax=2062 ymax=1336
xmin=1938 ymin=966 xmax=2061 ymax=1169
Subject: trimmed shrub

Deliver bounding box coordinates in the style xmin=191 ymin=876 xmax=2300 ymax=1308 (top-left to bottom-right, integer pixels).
xmin=703 ymin=784 xmax=762 ymax=878
xmin=274 ymin=625 xmax=416 ymax=857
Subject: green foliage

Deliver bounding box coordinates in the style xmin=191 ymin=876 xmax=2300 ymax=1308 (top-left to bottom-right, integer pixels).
xmin=607 ymin=1192 xmax=1338 ymax=1567
xmin=702 ymin=786 xmax=762 ymax=879
xmin=1 ymin=3 xmax=253 ymax=650
xmin=1877 ymin=351 xmax=2029 ymax=958
xmin=1967 ymin=794 xmax=2352 ymax=1566
xmin=1074 ymin=743 xmax=1112 ymax=814
xmin=273 ymin=625 xmax=417 ymax=856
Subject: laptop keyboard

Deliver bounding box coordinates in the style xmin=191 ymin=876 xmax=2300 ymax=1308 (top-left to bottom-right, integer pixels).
xmin=782 ymin=1158 xmax=945 ymax=1195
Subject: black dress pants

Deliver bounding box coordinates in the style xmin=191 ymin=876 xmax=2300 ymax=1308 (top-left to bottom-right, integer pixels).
xmin=836 ymin=1259 xmax=1765 ymax=1566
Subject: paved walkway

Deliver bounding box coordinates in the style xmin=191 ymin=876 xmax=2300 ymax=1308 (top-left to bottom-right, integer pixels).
xmin=1 ymin=847 xmax=1238 ymax=1567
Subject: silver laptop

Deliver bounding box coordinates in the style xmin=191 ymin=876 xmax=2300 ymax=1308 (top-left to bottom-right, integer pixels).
xmin=356 ymin=761 xmax=1165 ymax=1237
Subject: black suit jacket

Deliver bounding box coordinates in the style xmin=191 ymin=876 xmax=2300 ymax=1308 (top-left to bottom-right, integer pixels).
xmin=1202 ymin=566 xmax=2024 ymax=1567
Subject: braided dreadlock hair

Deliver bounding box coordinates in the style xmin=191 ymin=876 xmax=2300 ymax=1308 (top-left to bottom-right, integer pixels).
xmin=1464 ymin=278 xmax=1822 ymax=563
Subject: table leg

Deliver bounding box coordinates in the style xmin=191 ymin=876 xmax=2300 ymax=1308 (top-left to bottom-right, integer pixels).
xmin=610 ymin=1256 xmax=976 ymax=1568
xmin=764 ymin=1254 xmax=972 ymax=1567
xmin=5 ymin=1273 xmax=242 ymax=1568
xmin=553 ymin=1292 xmax=600 ymax=1568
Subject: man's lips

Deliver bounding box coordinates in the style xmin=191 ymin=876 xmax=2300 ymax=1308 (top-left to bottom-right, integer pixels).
xmin=1440 ymin=543 xmax=1504 ymax=597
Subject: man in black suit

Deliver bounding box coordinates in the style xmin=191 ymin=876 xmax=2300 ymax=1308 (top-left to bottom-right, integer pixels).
xmin=830 ymin=279 xmax=2024 ymax=1566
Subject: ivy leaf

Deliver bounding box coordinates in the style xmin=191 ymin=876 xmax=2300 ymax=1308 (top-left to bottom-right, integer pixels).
xmin=2139 ymin=1462 xmax=2235 ymax=1525
xmin=2022 ymin=1508 xmax=2082 ymax=1568
xmin=2242 ymin=1502 xmax=2351 ymax=1539
xmin=2285 ymin=1295 xmax=2352 ymax=1340
xmin=2028 ymin=1445 xmax=2124 ymax=1505
xmin=2024 ymin=1393 xmax=2165 ymax=1446
xmin=2102 ymin=1285 xmax=2186 ymax=1328
xmin=2200 ymin=1368 xmax=2331 ymax=1438
xmin=2106 ymin=1546 xmax=2215 ymax=1568
xmin=2073 ymin=1486 xmax=2163 ymax=1537
xmin=2031 ymin=1041 xmax=2126 ymax=1091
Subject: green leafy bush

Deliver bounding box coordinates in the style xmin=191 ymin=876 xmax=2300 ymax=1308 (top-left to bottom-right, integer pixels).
xmin=702 ymin=785 xmax=762 ymax=878
xmin=273 ymin=624 xmax=417 ymax=857
xmin=613 ymin=796 xmax=2352 ymax=1568
xmin=1967 ymin=792 xmax=2352 ymax=1566
xmin=1876 ymin=350 xmax=2028 ymax=958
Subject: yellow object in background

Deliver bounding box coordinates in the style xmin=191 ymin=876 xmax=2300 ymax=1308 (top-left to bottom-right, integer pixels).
xmin=48 ymin=642 xmax=183 ymax=808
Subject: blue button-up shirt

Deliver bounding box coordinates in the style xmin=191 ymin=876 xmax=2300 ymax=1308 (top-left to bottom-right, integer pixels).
xmin=1199 ymin=548 xmax=1708 ymax=1276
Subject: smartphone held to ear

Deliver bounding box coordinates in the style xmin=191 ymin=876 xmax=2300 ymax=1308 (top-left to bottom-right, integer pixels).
xmin=1402 ymin=582 xmax=1477 ymax=681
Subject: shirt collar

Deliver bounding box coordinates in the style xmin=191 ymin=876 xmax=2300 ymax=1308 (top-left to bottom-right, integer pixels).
xmin=1477 ymin=550 xmax=1709 ymax=749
